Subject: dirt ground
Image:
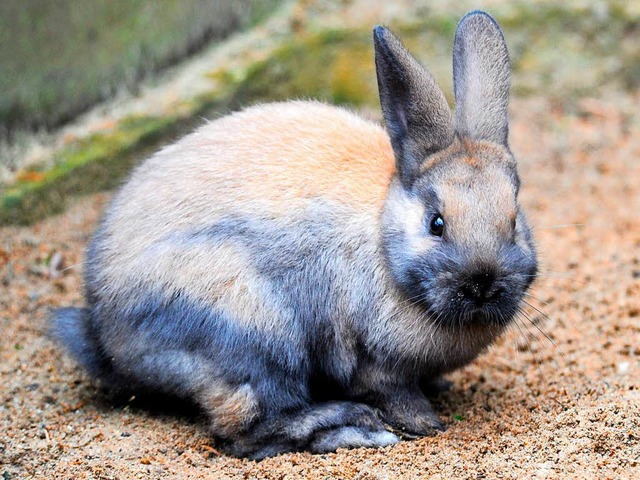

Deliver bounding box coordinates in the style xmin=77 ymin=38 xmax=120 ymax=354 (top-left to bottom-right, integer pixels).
xmin=1 ymin=92 xmax=639 ymax=479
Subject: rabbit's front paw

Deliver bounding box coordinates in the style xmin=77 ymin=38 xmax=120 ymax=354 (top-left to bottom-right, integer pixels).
xmin=309 ymin=426 xmax=399 ymax=453
xmin=377 ymin=388 xmax=447 ymax=437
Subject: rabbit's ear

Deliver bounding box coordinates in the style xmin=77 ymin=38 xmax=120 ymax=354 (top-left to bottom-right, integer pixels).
xmin=373 ymin=26 xmax=454 ymax=187
xmin=453 ymin=11 xmax=510 ymax=145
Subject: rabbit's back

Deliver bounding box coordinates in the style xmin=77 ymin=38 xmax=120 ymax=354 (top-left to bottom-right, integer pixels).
xmin=105 ymin=101 xmax=394 ymax=247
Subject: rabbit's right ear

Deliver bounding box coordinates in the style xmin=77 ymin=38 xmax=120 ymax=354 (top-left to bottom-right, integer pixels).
xmin=373 ymin=26 xmax=454 ymax=188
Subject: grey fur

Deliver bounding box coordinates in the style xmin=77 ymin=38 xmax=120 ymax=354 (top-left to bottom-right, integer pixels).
xmin=453 ymin=11 xmax=511 ymax=144
xmin=373 ymin=26 xmax=454 ymax=187
xmin=51 ymin=11 xmax=537 ymax=459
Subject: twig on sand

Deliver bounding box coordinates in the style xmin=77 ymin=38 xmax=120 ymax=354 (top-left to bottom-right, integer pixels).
xmin=200 ymin=444 xmax=222 ymax=456
xmin=66 ymin=432 xmax=105 ymax=449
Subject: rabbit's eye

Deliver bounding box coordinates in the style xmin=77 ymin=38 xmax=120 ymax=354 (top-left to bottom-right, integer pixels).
xmin=429 ymin=214 xmax=445 ymax=237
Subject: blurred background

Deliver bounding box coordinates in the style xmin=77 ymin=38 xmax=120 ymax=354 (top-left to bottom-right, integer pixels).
xmin=0 ymin=0 xmax=638 ymax=224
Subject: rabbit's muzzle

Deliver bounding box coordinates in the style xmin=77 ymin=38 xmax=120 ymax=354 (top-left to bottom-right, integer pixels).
xmin=460 ymin=270 xmax=499 ymax=303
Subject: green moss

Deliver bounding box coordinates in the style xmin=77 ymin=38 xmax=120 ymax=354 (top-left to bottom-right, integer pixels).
xmin=1 ymin=1 xmax=637 ymax=225
xmin=228 ymin=29 xmax=379 ymax=107
xmin=226 ymin=21 xmax=460 ymax=110
xmin=0 ymin=114 xmax=178 ymax=225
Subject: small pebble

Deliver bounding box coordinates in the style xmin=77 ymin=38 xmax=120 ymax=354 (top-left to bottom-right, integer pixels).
xmin=617 ymin=361 xmax=630 ymax=375
xmin=49 ymin=252 xmax=64 ymax=279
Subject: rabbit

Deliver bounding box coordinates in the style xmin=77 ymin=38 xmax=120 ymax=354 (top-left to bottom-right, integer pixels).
xmin=51 ymin=10 xmax=537 ymax=459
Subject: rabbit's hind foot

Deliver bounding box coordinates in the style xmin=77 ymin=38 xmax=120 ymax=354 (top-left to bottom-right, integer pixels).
xmin=222 ymin=400 xmax=399 ymax=459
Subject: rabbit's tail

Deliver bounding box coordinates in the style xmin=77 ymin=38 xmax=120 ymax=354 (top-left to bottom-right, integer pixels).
xmin=49 ymin=307 xmax=114 ymax=383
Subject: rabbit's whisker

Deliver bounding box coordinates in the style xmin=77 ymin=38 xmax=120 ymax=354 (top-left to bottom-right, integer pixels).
xmin=517 ymin=304 xmax=556 ymax=349
xmin=510 ymin=315 xmax=551 ymax=411
xmin=521 ymin=299 xmax=556 ymax=328
xmin=511 ymin=314 xmax=531 ymax=357
xmin=535 ymin=223 xmax=585 ymax=230
xmin=520 ymin=299 xmax=571 ymax=364
xmin=523 ymin=292 xmax=554 ymax=310
xmin=60 ymin=261 xmax=86 ymax=273
xmin=516 ymin=306 xmax=573 ymax=385
xmin=520 ymin=273 xmax=576 ymax=279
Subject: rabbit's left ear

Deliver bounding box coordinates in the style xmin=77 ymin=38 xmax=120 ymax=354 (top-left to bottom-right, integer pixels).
xmin=374 ymin=26 xmax=454 ymax=188
xmin=453 ymin=11 xmax=510 ymax=145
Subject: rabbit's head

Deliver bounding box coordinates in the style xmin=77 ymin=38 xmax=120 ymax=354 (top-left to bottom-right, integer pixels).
xmin=376 ymin=12 xmax=537 ymax=328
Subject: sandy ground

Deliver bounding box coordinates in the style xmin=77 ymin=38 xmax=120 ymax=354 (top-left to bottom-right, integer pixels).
xmin=1 ymin=93 xmax=639 ymax=479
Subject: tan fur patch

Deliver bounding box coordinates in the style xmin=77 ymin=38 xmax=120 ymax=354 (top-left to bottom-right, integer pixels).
xmin=173 ymin=101 xmax=395 ymax=211
xmin=421 ymin=137 xmax=514 ymax=174
xmin=420 ymin=147 xmax=452 ymax=172
xmin=101 ymin=102 xmax=396 ymax=282
xmin=459 ymin=137 xmax=515 ymax=167
xmin=462 ymin=154 xmax=480 ymax=167
xmin=416 ymin=137 xmax=518 ymax=250
xmin=202 ymin=383 xmax=259 ymax=437
xmin=438 ymin=169 xmax=516 ymax=250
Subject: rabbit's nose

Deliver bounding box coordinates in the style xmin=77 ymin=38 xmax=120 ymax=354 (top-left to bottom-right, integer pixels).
xmin=461 ymin=271 xmax=496 ymax=302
